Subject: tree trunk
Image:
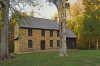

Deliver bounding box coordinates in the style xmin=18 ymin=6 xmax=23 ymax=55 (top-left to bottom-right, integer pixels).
xmin=0 ymin=0 xmax=9 ymax=61
xmin=96 ymin=36 xmax=98 ymax=50
xmin=58 ymin=0 xmax=68 ymax=56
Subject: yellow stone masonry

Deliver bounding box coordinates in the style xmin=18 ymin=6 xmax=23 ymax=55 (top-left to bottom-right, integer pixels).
xmin=14 ymin=26 xmax=60 ymax=53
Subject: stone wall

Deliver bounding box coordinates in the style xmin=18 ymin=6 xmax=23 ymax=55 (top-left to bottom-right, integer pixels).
xmin=15 ymin=28 xmax=60 ymax=53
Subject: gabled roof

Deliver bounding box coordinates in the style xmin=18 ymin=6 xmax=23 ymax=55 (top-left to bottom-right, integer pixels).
xmin=19 ymin=17 xmax=59 ymax=30
xmin=18 ymin=17 xmax=77 ymax=38
xmin=66 ymin=29 xmax=77 ymax=38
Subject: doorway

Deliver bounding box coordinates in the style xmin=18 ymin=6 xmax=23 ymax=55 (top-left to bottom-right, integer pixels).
xmin=41 ymin=40 xmax=45 ymax=50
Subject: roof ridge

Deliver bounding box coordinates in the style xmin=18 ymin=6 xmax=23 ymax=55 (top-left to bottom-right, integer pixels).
xmin=20 ymin=16 xmax=55 ymax=22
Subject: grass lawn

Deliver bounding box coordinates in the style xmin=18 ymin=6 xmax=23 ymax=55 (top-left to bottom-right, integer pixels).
xmin=0 ymin=50 xmax=100 ymax=66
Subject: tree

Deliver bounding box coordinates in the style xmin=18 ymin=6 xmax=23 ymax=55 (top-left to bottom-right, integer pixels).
xmin=22 ymin=12 xmax=27 ymax=16
xmin=0 ymin=6 xmax=1 ymax=47
xmin=83 ymin=0 xmax=100 ymax=50
xmin=47 ymin=0 xmax=69 ymax=56
xmin=66 ymin=14 xmax=86 ymax=49
xmin=29 ymin=10 xmax=34 ymax=17
xmin=0 ymin=0 xmax=9 ymax=60
xmin=70 ymin=0 xmax=84 ymax=17
xmin=8 ymin=11 xmax=27 ymax=53
xmin=0 ymin=0 xmax=39 ymax=61
xmin=9 ymin=19 xmax=15 ymax=52
xmin=51 ymin=12 xmax=58 ymax=20
xmin=65 ymin=0 xmax=85 ymax=49
xmin=60 ymin=0 xmax=68 ymax=56
xmin=66 ymin=0 xmax=100 ymax=50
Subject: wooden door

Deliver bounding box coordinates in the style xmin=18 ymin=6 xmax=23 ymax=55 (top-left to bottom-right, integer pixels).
xmin=41 ymin=40 xmax=45 ymax=50
xmin=66 ymin=38 xmax=76 ymax=49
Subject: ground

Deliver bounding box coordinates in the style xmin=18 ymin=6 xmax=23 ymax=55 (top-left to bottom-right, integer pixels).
xmin=0 ymin=50 xmax=100 ymax=66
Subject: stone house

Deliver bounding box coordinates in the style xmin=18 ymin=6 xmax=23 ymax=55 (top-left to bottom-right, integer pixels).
xmin=14 ymin=17 xmax=77 ymax=53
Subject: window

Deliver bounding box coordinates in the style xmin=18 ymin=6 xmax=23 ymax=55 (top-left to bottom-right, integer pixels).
xmin=57 ymin=31 xmax=60 ymax=37
xmin=41 ymin=30 xmax=45 ymax=36
xmin=28 ymin=40 xmax=32 ymax=48
xmin=50 ymin=30 xmax=53 ymax=37
xmin=57 ymin=40 xmax=60 ymax=47
xmin=72 ymin=42 xmax=75 ymax=46
xmin=28 ymin=28 xmax=32 ymax=36
xmin=50 ymin=40 xmax=53 ymax=47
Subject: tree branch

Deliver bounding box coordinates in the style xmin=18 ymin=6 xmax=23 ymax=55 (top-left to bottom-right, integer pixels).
xmin=0 ymin=0 xmax=7 ymax=7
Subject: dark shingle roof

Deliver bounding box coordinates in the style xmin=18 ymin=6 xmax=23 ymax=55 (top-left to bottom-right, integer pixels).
xmin=19 ymin=17 xmax=59 ymax=30
xmin=18 ymin=17 xmax=77 ymax=38
xmin=66 ymin=29 xmax=77 ymax=38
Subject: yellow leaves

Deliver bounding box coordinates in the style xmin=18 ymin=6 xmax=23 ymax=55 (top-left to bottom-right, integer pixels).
xmin=15 ymin=11 xmax=21 ymax=16
xmin=22 ymin=12 xmax=27 ymax=16
xmin=11 ymin=19 xmax=16 ymax=24
xmin=0 ymin=22 xmax=3 ymax=25
xmin=51 ymin=12 xmax=58 ymax=21
xmin=29 ymin=10 xmax=34 ymax=17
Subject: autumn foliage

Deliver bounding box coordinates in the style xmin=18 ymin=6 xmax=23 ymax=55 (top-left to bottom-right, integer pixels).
xmin=51 ymin=0 xmax=100 ymax=50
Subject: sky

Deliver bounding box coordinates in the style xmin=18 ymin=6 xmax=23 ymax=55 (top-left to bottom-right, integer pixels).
xmin=20 ymin=0 xmax=77 ymax=19
xmin=22 ymin=0 xmax=57 ymax=19
xmin=33 ymin=0 xmax=57 ymax=19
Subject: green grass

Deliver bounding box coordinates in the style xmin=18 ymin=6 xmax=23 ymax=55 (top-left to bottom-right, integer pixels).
xmin=0 ymin=50 xmax=100 ymax=66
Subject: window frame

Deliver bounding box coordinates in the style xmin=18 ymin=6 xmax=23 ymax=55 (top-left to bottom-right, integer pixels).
xmin=50 ymin=30 xmax=53 ymax=37
xmin=57 ymin=40 xmax=60 ymax=47
xmin=41 ymin=30 xmax=45 ymax=36
xmin=50 ymin=40 xmax=53 ymax=47
xmin=28 ymin=40 xmax=32 ymax=48
xmin=28 ymin=28 xmax=32 ymax=36
xmin=57 ymin=31 xmax=60 ymax=37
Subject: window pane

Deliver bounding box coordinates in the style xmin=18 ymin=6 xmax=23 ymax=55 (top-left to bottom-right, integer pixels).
xmin=57 ymin=31 xmax=60 ymax=37
xmin=28 ymin=40 xmax=32 ymax=48
xmin=50 ymin=30 xmax=53 ymax=37
xmin=41 ymin=30 xmax=45 ymax=36
xmin=57 ymin=40 xmax=60 ymax=47
xmin=50 ymin=40 xmax=53 ymax=47
xmin=28 ymin=28 xmax=32 ymax=36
